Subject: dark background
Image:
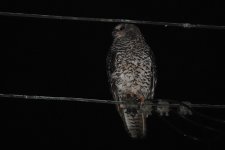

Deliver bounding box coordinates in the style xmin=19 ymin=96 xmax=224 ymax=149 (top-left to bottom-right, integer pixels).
xmin=0 ymin=1 xmax=225 ymax=149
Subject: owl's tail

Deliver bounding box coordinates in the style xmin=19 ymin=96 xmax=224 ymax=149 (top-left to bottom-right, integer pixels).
xmin=121 ymin=108 xmax=146 ymax=138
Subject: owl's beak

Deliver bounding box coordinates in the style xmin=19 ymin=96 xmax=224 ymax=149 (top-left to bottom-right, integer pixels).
xmin=112 ymin=30 xmax=117 ymax=37
xmin=112 ymin=30 xmax=124 ymax=38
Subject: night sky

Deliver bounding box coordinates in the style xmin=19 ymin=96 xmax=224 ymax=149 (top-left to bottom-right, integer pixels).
xmin=0 ymin=1 xmax=225 ymax=149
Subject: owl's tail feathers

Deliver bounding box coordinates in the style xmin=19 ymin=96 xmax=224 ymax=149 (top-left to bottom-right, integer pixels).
xmin=122 ymin=109 xmax=146 ymax=138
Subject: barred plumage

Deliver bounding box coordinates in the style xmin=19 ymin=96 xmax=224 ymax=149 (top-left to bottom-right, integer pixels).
xmin=107 ymin=24 xmax=157 ymax=138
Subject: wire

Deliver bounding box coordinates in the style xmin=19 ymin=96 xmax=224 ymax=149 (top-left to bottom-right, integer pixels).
xmin=177 ymin=112 xmax=222 ymax=133
xmin=0 ymin=11 xmax=225 ymax=30
xmin=0 ymin=93 xmax=118 ymax=104
xmin=180 ymin=102 xmax=225 ymax=124
xmin=0 ymin=93 xmax=165 ymax=107
xmin=160 ymin=117 xmax=200 ymax=141
xmin=1 ymin=93 xmax=225 ymax=109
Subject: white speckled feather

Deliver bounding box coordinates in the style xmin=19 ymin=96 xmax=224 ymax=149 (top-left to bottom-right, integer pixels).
xmin=107 ymin=24 xmax=157 ymax=138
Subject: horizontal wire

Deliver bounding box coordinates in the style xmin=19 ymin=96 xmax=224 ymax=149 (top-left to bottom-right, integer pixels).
xmin=160 ymin=117 xmax=200 ymax=141
xmin=0 ymin=93 xmax=118 ymax=104
xmin=0 ymin=93 xmax=225 ymax=109
xmin=0 ymin=11 xmax=225 ymax=30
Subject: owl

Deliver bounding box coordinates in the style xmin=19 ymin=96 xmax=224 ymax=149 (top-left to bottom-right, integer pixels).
xmin=107 ymin=24 xmax=157 ymax=138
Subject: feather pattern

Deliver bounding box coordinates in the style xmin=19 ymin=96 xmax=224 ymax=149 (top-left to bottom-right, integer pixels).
xmin=107 ymin=24 xmax=157 ymax=138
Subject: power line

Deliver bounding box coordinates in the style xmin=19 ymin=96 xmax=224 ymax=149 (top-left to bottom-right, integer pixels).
xmin=1 ymin=93 xmax=225 ymax=109
xmin=0 ymin=93 xmax=117 ymax=104
xmin=0 ymin=11 xmax=225 ymax=30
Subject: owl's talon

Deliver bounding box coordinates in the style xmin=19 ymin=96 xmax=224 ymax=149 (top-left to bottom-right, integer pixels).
xmin=137 ymin=96 xmax=145 ymax=105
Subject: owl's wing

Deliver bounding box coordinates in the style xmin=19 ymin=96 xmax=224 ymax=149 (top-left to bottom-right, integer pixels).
xmin=106 ymin=49 xmax=118 ymax=101
xmin=149 ymin=64 xmax=157 ymax=100
xmin=147 ymin=46 xmax=157 ymax=100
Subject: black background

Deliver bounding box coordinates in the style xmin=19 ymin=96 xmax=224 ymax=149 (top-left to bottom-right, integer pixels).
xmin=0 ymin=1 xmax=225 ymax=149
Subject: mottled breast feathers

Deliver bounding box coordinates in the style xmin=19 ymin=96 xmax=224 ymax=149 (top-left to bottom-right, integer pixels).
xmin=106 ymin=24 xmax=157 ymax=138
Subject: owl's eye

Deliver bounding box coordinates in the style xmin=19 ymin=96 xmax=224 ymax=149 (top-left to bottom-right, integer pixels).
xmin=118 ymin=25 xmax=125 ymax=31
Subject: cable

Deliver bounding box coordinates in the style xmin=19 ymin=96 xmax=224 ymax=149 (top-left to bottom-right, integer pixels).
xmin=166 ymin=99 xmax=225 ymax=125
xmin=1 ymin=93 xmax=225 ymax=109
xmin=0 ymin=11 xmax=225 ymax=30
xmin=178 ymin=112 xmax=222 ymax=133
xmin=180 ymin=102 xmax=225 ymax=124
xmin=0 ymin=93 xmax=118 ymax=104
xmin=160 ymin=117 xmax=200 ymax=141
xmin=0 ymin=93 xmax=169 ymax=107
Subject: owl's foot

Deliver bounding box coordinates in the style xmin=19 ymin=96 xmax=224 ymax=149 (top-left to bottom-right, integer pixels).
xmin=137 ymin=95 xmax=145 ymax=105
xmin=126 ymin=93 xmax=135 ymax=99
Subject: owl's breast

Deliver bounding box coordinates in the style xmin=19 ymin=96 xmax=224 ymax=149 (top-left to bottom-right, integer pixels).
xmin=112 ymin=51 xmax=152 ymax=95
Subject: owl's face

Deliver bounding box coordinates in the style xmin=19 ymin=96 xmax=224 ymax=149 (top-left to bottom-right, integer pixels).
xmin=112 ymin=24 xmax=141 ymax=39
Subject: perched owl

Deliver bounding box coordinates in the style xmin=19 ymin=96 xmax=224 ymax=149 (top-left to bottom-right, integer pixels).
xmin=107 ymin=24 xmax=157 ymax=138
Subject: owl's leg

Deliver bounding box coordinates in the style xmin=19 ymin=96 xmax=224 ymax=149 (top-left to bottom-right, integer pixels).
xmin=134 ymin=94 xmax=145 ymax=106
xmin=135 ymin=95 xmax=145 ymax=112
xmin=138 ymin=95 xmax=145 ymax=104
xmin=126 ymin=93 xmax=135 ymax=100
xmin=126 ymin=92 xmax=140 ymax=105
xmin=117 ymin=93 xmax=135 ymax=111
xmin=123 ymin=93 xmax=140 ymax=116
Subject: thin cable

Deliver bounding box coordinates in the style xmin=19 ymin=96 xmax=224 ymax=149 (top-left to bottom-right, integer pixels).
xmin=160 ymin=117 xmax=200 ymax=141
xmin=157 ymin=99 xmax=225 ymax=109
xmin=0 ymin=93 xmax=118 ymax=104
xmin=163 ymin=99 xmax=225 ymax=124
xmin=0 ymin=93 xmax=169 ymax=107
xmin=180 ymin=102 xmax=225 ymax=124
xmin=0 ymin=11 xmax=225 ymax=30
xmin=1 ymin=93 xmax=225 ymax=109
xmin=177 ymin=112 xmax=222 ymax=133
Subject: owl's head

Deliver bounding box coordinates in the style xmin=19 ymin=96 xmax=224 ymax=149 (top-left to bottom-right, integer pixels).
xmin=112 ymin=24 xmax=143 ymax=39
